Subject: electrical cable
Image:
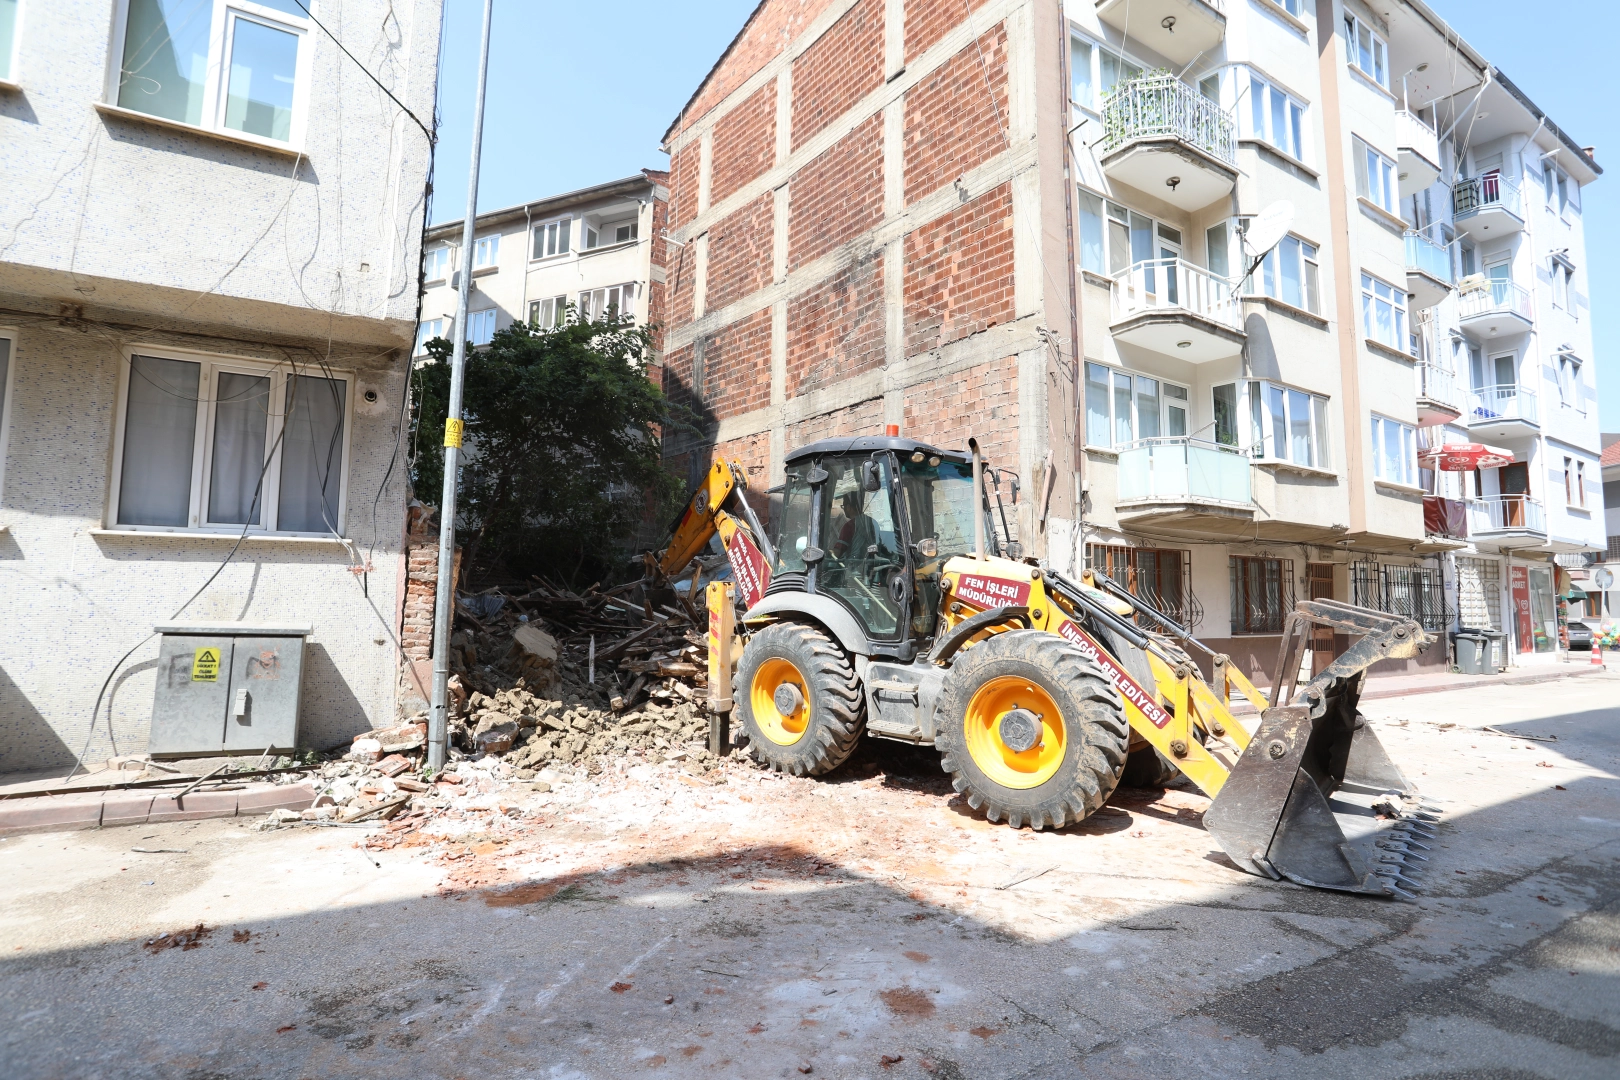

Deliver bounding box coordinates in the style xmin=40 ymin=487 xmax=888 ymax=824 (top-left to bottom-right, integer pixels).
xmin=289 ymin=0 xmax=433 ymax=143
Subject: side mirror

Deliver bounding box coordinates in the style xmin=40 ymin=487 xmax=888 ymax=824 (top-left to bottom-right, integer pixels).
xmin=861 ymin=459 xmax=882 ymax=492
xmin=914 ymin=538 xmax=938 ymax=559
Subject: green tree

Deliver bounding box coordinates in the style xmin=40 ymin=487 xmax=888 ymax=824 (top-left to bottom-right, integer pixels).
xmin=413 ymin=311 xmax=684 ymax=586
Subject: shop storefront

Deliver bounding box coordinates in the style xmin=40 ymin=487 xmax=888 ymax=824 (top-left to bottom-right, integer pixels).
xmin=1509 ymin=562 xmax=1558 ymax=656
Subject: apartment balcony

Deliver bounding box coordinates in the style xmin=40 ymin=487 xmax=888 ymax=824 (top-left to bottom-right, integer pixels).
xmin=1452 ymin=175 xmax=1524 ymax=241
xmin=1457 ymin=280 xmax=1534 ymax=339
xmin=1423 ymin=496 xmax=1468 ymax=542
xmin=1396 ymin=111 xmax=1441 ymax=201
xmin=1468 ymin=495 xmax=1547 ymax=545
xmin=1115 ymin=438 xmax=1256 ymax=536
xmin=1096 ymin=0 xmax=1225 ymax=68
xmin=1415 ymin=362 xmax=1462 ymax=427
xmin=1110 ymin=258 xmax=1244 ymax=362
xmin=1099 ymin=74 xmax=1237 ymax=212
xmin=1466 ymin=383 xmax=1539 ymax=440
xmin=1405 ymin=230 xmax=1453 ymax=310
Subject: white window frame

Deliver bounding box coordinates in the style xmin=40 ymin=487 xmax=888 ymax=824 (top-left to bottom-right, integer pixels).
xmin=1361 ymin=271 xmax=1408 ymax=352
xmin=1353 ymin=136 xmax=1398 ymax=214
xmin=1555 ymin=352 xmax=1583 ymax=412
xmin=529 ymin=295 xmax=568 ymax=328
xmin=532 ymin=217 xmax=572 ymax=260
xmin=1217 ymin=379 xmax=1331 ymax=469
xmin=107 ymin=0 xmax=315 ymax=150
xmin=1370 ymin=413 xmax=1418 ymax=487
xmin=423 ymin=245 xmax=452 ymax=284
xmin=1084 ymin=363 xmax=1191 ymax=451
xmin=0 ymin=329 xmax=16 ymax=502
xmin=1243 ymin=231 xmax=1320 ymax=314
xmin=467 ymin=308 xmax=498 ymax=346
xmin=415 ymin=318 xmax=445 ymax=355
xmin=1342 ymin=11 xmax=1389 ymax=90
xmin=1243 ymin=68 xmax=1308 ymax=163
xmin=578 ymin=283 xmax=639 ymax=322
xmin=1068 ymin=32 xmax=1143 ymax=113
xmin=107 ymin=347 xmax=354 ymax=536
xmin=472 ymin=234 xmax=499 ymax=271
xmin=0 ymin=0 xmax=23 ymax=85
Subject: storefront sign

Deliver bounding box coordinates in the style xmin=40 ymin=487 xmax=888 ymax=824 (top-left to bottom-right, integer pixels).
xmin=1510 ymin=565 xmax=1532 ymax=654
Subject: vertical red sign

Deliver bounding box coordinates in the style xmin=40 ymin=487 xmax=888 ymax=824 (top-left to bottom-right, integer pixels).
xmin=1510 ymin=564 xmax=1532 ymax=654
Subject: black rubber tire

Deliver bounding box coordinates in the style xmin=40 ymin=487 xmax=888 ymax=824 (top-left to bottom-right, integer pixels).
xmin=935 ymin=630 xmax=1129 ymax=830
xmin=735 ymin=620 xmax=865 ymax=776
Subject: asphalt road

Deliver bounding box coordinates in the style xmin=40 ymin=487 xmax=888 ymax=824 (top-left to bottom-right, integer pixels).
xmin=1 ymin=671 xmax=1616 ymax=1079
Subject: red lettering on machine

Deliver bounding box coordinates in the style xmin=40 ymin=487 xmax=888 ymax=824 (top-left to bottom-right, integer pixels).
xmin=954 ymin=574 xmax=1031 ymax=610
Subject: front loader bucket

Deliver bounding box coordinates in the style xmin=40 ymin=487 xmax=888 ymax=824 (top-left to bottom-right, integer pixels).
xmin=1203 ymin=604 xmax=1439 ymax=899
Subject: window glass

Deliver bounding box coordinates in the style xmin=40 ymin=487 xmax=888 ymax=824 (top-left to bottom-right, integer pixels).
xmin=222 ymin=16 xmax=298 ymax=141
xmin=278 ymin=374 xmax=346 ymax=534
xmin=468 ymin=309 xmax=497 ymax=345
xmin=119 ymin=0 xmax=212 ymax=125
xmin=1 ymin=0 xmax=20 ymax=81
xmin=1268 ymin=384 xmax=1287 ymax=460
xmin=1085 ymin=363 xmax=1110 ymax=446
xmin=1100 ymin=50 xmax=1141 ymax=96
xmin=1206 ymin=222 xmax=1229 ymax=279
xmin=1279 ymin=236 xmax=1302 ymax=308
xmin=1078 ymin=190 xmax=1104 ymax=273
xmin=1165 ymin=384 xmax=1188 ymax=438
xmin=533 ymin=219 xmax=570 ymax=258
xmin=1199 ymin=74 xmax=1220 ymax=103
xmin=424 ymin=247 xmax=451 ymax=281
xmin=207 ymin=371 xmax=271 ymax=525
xmin=771 ymin=468 xmax=815 ymax=576
xmin=119 ymin=356 xmax=201 ymax=527
xmin=1362 ymin=272 xmax=1406 ymax=349
xmin=1312 ymin=396 xmax=1331 ymax=470
xmin=415 ymin=318 xmax=444 ymax=355
xmin=1113 ymin=371 xmax=1134 ymax=446
xmin=473 ymin=235 xmax=499 ymax=269
xmin=1070 ymin=37 xmax=1094 ymax=108
xmin=1213 ymin=383 xmax=1238 ymax=447
xmin=1288 ymin=389 xmax=1313 ymax=467
xmin=819 ymin=456 xmax=904 ymax=640
xmin=1136 ymin=377 xmax=1161 ymax=439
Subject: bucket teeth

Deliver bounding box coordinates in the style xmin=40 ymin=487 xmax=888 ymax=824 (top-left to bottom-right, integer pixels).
xmin=1375 ymin=867 xmax=1424 ymax=890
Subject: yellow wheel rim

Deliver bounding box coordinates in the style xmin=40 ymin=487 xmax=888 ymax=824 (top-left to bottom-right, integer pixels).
xmin=963 ymin=676 xmax=1065 ymax=790
xmin=751 ymin=657 xmax=809 ymax=746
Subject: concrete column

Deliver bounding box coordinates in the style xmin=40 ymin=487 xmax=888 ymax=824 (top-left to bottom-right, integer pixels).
xmin=884 ymin=0 xmax=905 ymax=81
xmin=698 ymin=129 xmax=713 ymax=216
xmin=775 ymin=69 xmax=793 ymax=165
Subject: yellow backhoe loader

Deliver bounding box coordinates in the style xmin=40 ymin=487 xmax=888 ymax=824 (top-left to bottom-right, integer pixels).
xmin=653 ymin=433 xmax=1439 ymax=899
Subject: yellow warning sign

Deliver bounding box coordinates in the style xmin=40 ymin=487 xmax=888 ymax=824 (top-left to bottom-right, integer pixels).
xmin=192 ymin=647 xmax=222 ymax=682
xmin=443 ymin=418 xmax=465 ymax=448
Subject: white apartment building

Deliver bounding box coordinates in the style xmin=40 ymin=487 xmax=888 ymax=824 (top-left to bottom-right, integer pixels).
xmin=417 ymin=173 xmax=669 ymax=358
xmin=0 ymin=1 xmax=441 ymax=772
xmin=1066 ymin=0 xmax=1604 ymax=680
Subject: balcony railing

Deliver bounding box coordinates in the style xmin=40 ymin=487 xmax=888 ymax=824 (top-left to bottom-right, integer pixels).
xmin=1111 ymin=257 xmax=1242 ymax=329
xmin=1405 ymin=230 xmax=1452 ymax=284
xmin=1468 ymin=494 xmax=1546 ymax=535
xmin=1416 ymin=362 xmax=1459 ymax=409
xmin=1467 ymin=382 xmax=1537 ymax=426
xmin=1453 ymin=174 xmax=1521 ymax=220
xmin=1100 ymin=73 xmax=1236 ymax=164
xmin=1117 ymin=438 xmax=1252 ymax=505
xmin=1458 ymin=280 xmax=1533 ymax=323
xmin=1396 ymin=110 xmax=1439 ymax=161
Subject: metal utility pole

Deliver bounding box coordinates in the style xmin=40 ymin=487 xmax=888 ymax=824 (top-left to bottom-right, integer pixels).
xmin=428 ymin=0 xmax=495 ymax=772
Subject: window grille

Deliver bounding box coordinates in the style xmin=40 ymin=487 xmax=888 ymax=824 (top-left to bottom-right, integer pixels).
xmin=1229 ymin=555 xmax=1295 ymax=634
xmin=1087 ymin=545 xmax=1203 ymax=629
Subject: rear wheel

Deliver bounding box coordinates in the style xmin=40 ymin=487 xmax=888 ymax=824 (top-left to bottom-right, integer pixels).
xmin=936 ymin=630 xmax=1128 ymax=830
xmin=736 ymin=621 xmax=865 ymax=776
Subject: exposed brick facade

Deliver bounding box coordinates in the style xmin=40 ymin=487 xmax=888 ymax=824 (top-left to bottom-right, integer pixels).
xmin=903 ymin=354 xmax=1019 ymax=465
xmin=787 ymin=250 xmax=885 ymax=397
xmin=904 ymin=0 xmax=995 ymax=62
xmin=903 ymin=22 xmax=1009 ymax=203
xmin=791 ymin=0 xmax=885 ymax=151
xmin=787 ymin=396 xmax=887 ymax=449
xmin=703 ymin=308 xmax=776 ymax=419
xmin=676 ymin=0 xmax=840 ymax=128
xmin=903 ymin=181 xmax=1015 ymax=355
xmin=711 ymin=81 xmax=777 ymax=206
xmin=787 ymin=114 xmax=884 ymax=271
xmin=705 ymin=193 xmax=776 ymax=312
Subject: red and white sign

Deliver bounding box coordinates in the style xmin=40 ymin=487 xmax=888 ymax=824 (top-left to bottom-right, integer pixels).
xmin=726 ymin=531 xmax=771 ymax=609
xmin=1055 ymin=619 xmax=1173 ymax=729
xmin=954 ymin=574 xmax=1031 ymax=611
xmin=1510 ymin=564 xmax=1533 ymax=654
xmin=1418 ymin=442 xmax=1514 ymax=471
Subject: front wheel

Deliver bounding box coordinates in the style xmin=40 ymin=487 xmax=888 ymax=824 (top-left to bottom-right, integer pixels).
xmin=735 ymin=620 xmax=865 ymax=776
xmin=936 ymin=630 xmax=1128 ymax=830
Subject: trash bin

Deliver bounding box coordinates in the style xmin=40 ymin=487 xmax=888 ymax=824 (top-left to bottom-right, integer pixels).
xmin=1481 ymin=630 xmax=1509 ymax=673
xmin=1452 ymin=631 xmax=1486 ymax=675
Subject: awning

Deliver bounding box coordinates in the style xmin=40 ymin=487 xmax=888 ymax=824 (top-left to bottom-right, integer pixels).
xmin=1417 ymin=442 xmax=1514 ymax=471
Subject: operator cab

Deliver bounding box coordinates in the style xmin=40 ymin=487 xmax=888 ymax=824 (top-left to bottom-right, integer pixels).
xmin=766 ymin=435 xmax=1017 ymax=661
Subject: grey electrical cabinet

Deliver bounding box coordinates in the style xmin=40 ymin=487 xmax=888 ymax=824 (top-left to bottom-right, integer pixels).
xmin=147 ymin=623 xmax=312 ymax=758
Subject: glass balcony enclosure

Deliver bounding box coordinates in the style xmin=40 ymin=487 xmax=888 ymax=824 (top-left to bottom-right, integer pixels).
xmin=1117 ymin=438 xmax=1252 ymax=506
xmin=1405 ymin=230 xmax=1453 ymax=309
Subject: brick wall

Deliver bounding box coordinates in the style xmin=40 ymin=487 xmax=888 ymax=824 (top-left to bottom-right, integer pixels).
xmin=678 ymin=0 xmax=840 ymax=128
xmin=703 ymin=308 xmax=776 ymax=419
xmin=787 ymin=250 xmax=885 ymax=397
xmin=905 ymin=0 xmax=995 ymax=62
xmin=706 ymin=193 xmax=776 ymax=312
xmin=787 ymin=114 xmax=884 ymax=271
xmin=787 ymin=396 xmax=887 ymax=449
xmin=712 ymin=82 xmax=777 ymax=206
xmin=903 ymin=354 xmax=1019 ymax=464
xmin=903 ymin=22 xmax=1009 ymax=203
xmin=903 ymin=182 xmax=1015 ymax=355
xmin=791 ymin=0 xmax=885 ymax=151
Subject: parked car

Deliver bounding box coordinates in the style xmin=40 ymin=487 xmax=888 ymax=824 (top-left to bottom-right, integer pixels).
xmin=1565 ymin=621 xmax=1594 ymax=651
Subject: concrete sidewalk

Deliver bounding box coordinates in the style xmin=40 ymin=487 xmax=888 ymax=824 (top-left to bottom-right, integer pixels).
xmin=1230 ymin=656 xmax=1607 ymax=715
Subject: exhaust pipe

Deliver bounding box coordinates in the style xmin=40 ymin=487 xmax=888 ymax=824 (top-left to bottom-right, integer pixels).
xmin=970 ymin=438 xmax=986 ymax=561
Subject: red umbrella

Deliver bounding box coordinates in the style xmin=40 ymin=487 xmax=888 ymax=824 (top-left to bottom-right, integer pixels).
xmin=1418 ymin=442 xmax=1514 ymax=471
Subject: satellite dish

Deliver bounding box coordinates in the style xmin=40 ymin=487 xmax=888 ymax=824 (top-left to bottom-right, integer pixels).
xmin=1244 ymin=201 xmax=1296 ymax=261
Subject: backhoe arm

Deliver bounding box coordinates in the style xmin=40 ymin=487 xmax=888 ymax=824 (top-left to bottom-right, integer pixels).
xmin=656 ymin=459 xmax=776 ymax=609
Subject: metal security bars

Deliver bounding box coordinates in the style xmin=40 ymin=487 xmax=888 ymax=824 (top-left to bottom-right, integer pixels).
xmin=1229 ymin=556 xmax=1295 ymax=635
xmin=1087 ymin=544 xmax=1204 ymax=629
xmin=1351 ymin=560 xmax=1448 ymax=631
xmin=1100 ymin=73 xmax=1237 ymax=164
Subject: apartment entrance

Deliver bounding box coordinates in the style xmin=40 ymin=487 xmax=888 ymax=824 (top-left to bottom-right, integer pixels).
xmin=1500 ymin=461 xmax=1529 ymax=526
xmin=1306 ymin=562 xmax=1336 ymax=676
